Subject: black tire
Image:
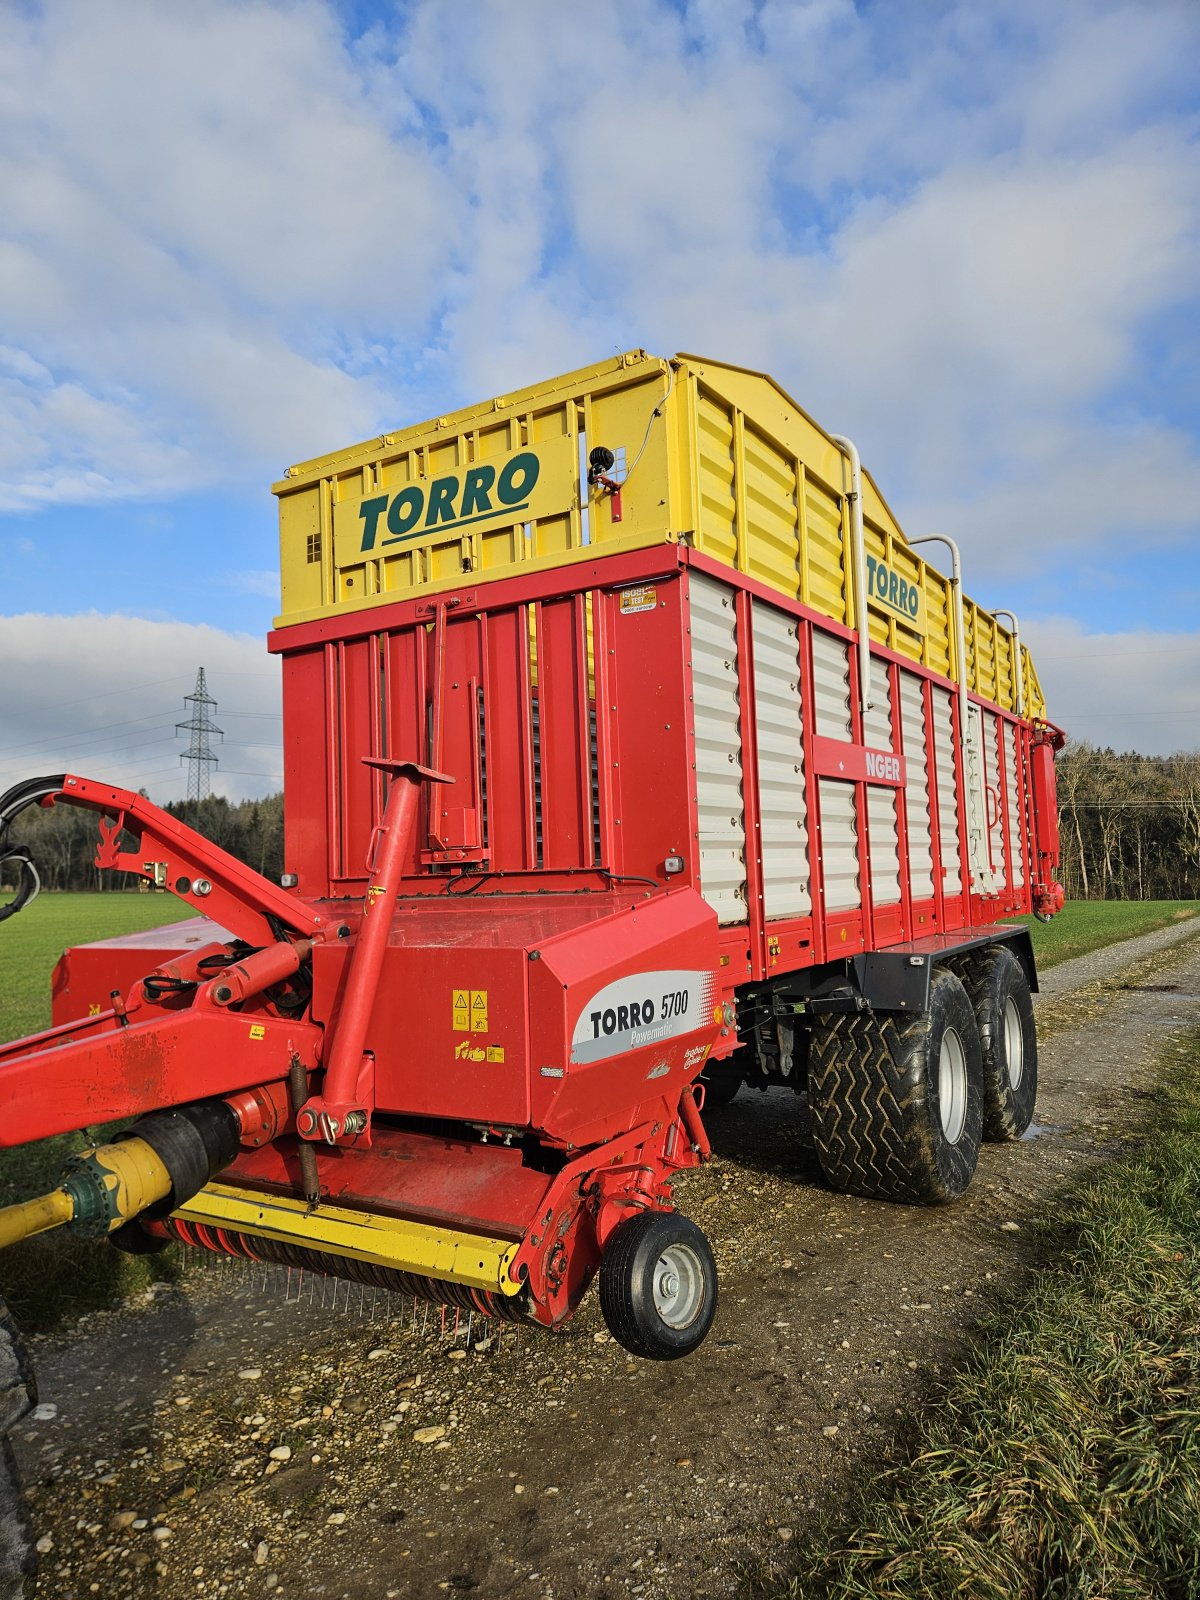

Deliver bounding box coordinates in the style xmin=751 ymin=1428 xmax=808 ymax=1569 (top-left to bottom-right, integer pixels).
xmin=0 ymin=1293 xmax=35 ymax=1599
xmin=598 ymin=1212 xmax=718 ymax=1360
xmin=962 ymin=946 xmax=1037 ymax=1141
xmin=698 ymin=1064 xmax=742 ymax=1108
xmin=807 ymin=967 xmax=983 ymax=1204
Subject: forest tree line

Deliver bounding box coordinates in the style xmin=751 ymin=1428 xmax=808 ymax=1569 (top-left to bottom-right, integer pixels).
xmin=2 ymin=793 xmax=284 ymax=893
xmin=1054 ymin=743 xmax=1200 ymax=902
xmin=2 ymin=743 xmax=1199 ymax=902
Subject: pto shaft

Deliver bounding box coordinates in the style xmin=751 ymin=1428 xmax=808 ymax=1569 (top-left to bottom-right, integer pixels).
xmin=0 ymin=1189 xmax=74 ymax=1249
xmin=0 ymin=1136 xmax=171 ymax=1248
xmin=0 ymin=1097 xmax=242 ymax=1250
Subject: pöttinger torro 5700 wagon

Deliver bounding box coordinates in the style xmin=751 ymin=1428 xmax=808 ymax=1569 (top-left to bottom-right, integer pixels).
xmin=0 ymin=350 xmax=1063 ymax=1360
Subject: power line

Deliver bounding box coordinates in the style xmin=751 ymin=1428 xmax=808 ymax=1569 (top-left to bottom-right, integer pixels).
xmin=17 ymin=673 xmax=195 ymax=717
xmin=0 ymin=711 xmax=177 ymax=758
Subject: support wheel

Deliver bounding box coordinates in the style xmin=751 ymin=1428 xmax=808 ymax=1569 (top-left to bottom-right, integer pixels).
xmin=698 ymin=1064 xmax=742 ymax=1108
xmin=807 ymin=967 xmax=984 ymax=1204
xmin=598 ymin=1212 xmax=717 ymax=1360
xmin=963 ymin=946 xmax=1037 ymax=1141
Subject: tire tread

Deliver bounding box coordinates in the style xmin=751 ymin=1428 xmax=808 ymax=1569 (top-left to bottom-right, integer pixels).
xmin=807 ymin=969 xmax=982 ymax=1205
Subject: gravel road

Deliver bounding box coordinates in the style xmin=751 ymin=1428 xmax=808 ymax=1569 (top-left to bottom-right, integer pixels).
xmin=11 ymin=915 xmax=1200 ymax=1600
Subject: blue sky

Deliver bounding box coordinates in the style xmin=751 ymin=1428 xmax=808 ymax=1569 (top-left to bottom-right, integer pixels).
xmin=1 ymin=0 xmax=1198 ymax=800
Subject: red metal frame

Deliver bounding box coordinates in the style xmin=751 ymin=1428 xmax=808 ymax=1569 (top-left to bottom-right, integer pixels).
xmin=270 ymin=543 xmax=1047 ymax=957
xmin=0 ymin=534 xmax=1061 ymax=1339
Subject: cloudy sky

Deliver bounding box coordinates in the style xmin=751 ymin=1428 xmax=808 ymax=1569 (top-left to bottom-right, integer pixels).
xmin=1 ymin=0 xmax=1197 ymax=802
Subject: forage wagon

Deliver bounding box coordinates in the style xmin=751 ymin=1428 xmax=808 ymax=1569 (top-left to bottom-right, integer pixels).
xmin=0 ymin=351 xmax=1063 ymax=1361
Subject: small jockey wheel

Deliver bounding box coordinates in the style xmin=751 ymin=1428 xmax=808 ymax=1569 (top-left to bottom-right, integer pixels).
xmin=598 ymin=1211 xmax=718 ymax=1359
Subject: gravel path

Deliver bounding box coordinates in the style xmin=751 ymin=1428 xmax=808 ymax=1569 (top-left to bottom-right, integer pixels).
xmin=1034 ymin=914 xmax=1200 ymax=997
xmin=10 ymin=917 xmax=1200 ymax=1600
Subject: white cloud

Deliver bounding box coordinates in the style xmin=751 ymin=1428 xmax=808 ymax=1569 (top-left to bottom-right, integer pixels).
xmin=910 ymin=418 xmax=1200 ymax=589
xmin=0 ymin=0 xmax=448 ymax=503
xmin=1023 ymin=616 xmax=1200 ymax=756
xmin=0 ymin=0 xmax=1196 ymax=765
xmin=0 ymin=613 xmax=281 ymax=804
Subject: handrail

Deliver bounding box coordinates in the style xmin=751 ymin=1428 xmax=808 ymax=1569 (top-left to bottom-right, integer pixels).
xmin=909 ymin=535 xmax=967 ymax=735
xmin=830 ymin=434 xmax=873 ymax=720
xmin=992 ymin=608 xmax=1024 ymax=717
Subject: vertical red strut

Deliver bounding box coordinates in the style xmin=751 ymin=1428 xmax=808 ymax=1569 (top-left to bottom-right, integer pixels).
xmin=298 ymin=759 xmax=451 ymax=1146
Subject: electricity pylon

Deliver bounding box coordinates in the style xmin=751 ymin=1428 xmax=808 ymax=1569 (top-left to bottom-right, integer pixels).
xmin=176 ymin=668 xmax=223 ymax=806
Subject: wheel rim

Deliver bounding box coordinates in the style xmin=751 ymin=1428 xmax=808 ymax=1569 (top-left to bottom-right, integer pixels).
xmin=938 ymin=1026 xmax=968 ymax=1144
xmin=652 ymin=1243 xmax=706 ymax=1330
xmin=1003 ymin=997 xmax=1024 ymax=1089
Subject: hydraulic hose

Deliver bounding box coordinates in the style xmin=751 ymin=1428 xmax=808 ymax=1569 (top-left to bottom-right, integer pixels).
xmin=0 ymin=775 xmax=65 ymax=924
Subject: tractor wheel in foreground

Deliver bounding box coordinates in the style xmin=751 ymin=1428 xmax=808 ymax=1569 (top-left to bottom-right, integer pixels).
xmin=0 ymin=1292 xmax=36 ymax=1597
xmin=962 ymin=945 xmax=1037 ymax=1141
xmin=807 ymin=967 xmax=984 ymax=1204
xmin=598 ymin=1211 xmax=718 ymax=1360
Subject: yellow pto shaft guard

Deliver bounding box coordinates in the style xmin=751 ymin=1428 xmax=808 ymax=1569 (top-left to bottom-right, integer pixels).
xmin=173 ymin=1182 xmax=522 ymax=1296
xmin=0 ymin=1136 xmax=172 ymax=1249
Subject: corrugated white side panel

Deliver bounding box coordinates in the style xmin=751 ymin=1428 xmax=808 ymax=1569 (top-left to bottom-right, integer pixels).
xmin=1007 ymin=723 xmax=1025 ymax=887
xmin=899 ymin=672 xmax=934 ymax=899
xmin=812 ymin=630 xmax=853 ymax=741
xmin=819 ymin=779 xmax=860 ymax=910
xmin=987 ymin=711 xmax=1007 ymax=890
xmin=932 ymin=685 xmax=962 ymax=895
xmin=752 ymin=602 xmax=811 ymax=919
xmin=862 ymin=674 xmax=900 ymax=906
xmin=689 ymin=573 xmax=747 ymax=924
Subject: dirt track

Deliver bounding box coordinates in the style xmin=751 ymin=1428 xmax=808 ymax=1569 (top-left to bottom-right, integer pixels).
xmin=12 ymin=917 xmax=1200 ymax=1600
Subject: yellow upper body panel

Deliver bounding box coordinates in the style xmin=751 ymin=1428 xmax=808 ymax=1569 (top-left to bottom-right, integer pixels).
xmin=274 ymin=351 xmax=1043 ymax=719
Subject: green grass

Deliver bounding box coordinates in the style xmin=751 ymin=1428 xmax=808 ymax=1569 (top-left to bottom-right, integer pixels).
xmin=0 ymin=892 xmax=199 ymax=1330
xmin=1024 ymin=899 xmax=1199 ymax=969
xmin=0 ymin=890 xmax=199 ymax=1043
xmin=772 ymin=1030 xmax=1200 ymax=1600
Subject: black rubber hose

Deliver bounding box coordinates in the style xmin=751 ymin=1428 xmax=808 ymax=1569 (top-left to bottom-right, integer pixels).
xmin=0 ymin=847 xmax=40 ymax=926
xmin=0 ymin=775 xmax=66 ymax=924
xmin=108 ymin=1100 xmax=242 ymax=1257
xmin=0 ymin=775 xmax=67 ymax=836
xmin=120 ymin=1101 xmax=241 ymax=1210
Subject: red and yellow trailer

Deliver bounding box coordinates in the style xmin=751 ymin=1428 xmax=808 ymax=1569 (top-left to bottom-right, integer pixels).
xmin=0 ymin=352 xmax=1063 ymax=1359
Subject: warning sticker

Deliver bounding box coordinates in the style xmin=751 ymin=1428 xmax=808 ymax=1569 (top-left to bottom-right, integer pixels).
xmin=453 ymin=1041 xmax=505 ymax=1064
xmin=452 ymin=989 xmax=489 ymax=1033
xmin=619 ymin=585 xmax=656 ymax=615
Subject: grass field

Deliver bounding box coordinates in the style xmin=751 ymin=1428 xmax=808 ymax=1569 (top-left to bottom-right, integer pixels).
xmin=775 ymin=1026 xmax=1200 ymax=1599
xmin=1023 ymin=899 xmax=1199 ymax=968
xmin=0 ymin=890 xmax=199 ymax=1042
xmin=0 ymin=892 xmax=199 ymax=1329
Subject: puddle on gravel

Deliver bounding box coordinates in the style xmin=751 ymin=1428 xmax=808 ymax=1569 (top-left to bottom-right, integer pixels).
xmin=1021 ymin=1121 xmax=1067 ymax=1141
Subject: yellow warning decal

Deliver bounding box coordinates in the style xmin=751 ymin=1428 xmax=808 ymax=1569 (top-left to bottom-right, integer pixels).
xmin=486 ymin=1046 xmax=505 ymax=1064
xmin=452 ymin=989 xmax=489 ymax=1033
xmin=471 ymin=990 xmax=489 ymax=1032
xmin=249 ymin=1024 xmax=266 ymax=1041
